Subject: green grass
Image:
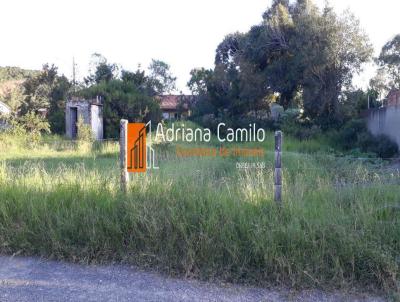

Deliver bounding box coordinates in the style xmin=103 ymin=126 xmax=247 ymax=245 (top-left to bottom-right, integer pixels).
xmin=0 ymin=129 xmax=399 ymax=293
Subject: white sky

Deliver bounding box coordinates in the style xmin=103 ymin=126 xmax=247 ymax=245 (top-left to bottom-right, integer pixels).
xmin=0 ymin=0 xmax=399 ymax=92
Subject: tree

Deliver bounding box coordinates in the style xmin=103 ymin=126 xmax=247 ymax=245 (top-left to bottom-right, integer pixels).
xmin=47 ymin=75 xmax=71 ymax=134
xmin=198 ymin=0 xmax=372 ymax=128
xmin=294 ymin=5 xmax=372 ymax=126
xmin=0 ymin=67 xmax=39 ymax=114
xmin=22 ymin=64 xmax=57 ymax=113
xmin=373 ymin=34 xmax=400 ymax=98
xmin=1 ymin=83 xmax=24 ymax=114
xmin=121 ymin=66 xmax=157 ymax=96
xmin=341 ymin=88 xmax=379 ymax=119
xmin=79 ymin=57 xmax=178 ymax=137
xmin=370 ymin=68 xmax=392 ymax=101
xmin=21 ymin=64 xmax=71 ymax=133
xmin=187 ymin=68 xmax=213 ymax=96
xmin=148 ymin=59 xmax=176 ymax=94
xmin=79 ymin=79 xmax=161 ymax=138
xmin=84 ymin=53 xmax=119 ymax=85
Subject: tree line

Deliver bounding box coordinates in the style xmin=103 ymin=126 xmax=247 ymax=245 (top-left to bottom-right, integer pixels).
xmin=0 ymin=54 xmax=177 ymax=138
xmin=1 ymin=0 xmax=400 ymax=155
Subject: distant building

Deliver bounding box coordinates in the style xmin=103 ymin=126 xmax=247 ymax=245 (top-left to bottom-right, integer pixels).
xmin=0 ymin=100 xmax=11 ymax=129
xmin=157 ymin=95 xmax=192 ymax=120
xmin=65 ymin=97 xmax=103 ymax=140
xmin=0 ymin=100 xmax=11 ymax=115
xmin=386 ymin=89 xmax=400 ymax=107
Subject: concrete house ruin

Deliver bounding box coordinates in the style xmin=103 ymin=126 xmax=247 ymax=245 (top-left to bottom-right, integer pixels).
xmin=65 ymin=97 xmax=103 ymax=140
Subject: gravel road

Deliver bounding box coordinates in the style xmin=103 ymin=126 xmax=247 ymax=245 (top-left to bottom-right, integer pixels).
xmin=0 ymin=255 xmax=386 ymax=302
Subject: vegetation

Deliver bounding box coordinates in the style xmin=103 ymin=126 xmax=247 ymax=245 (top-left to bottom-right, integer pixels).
xmin=1 ymin=0 xmax=399 ymax=156
xmin=1 ymin=112 xmax=50 ymax=147
xmin=0 ymin=0 xmax=399 ymax=296
xmin=182 ymin=0 xmax=400 ymax=159
xmin=187 ymin=0 xmax=372 ymax=129
xmin=80 ymin=79 xmax=161 ymax=138
xmin=0 ymin=66 xmax=38 ymax=83
xmin=0 ymin=54 xmax=176 ymax=138
xmin=371 ymin=34 xmax=400 ymax=98
xmin=331 ymin=119 xmax=398 ymax=158
xmin=0 ymin=129 xmax=399 ymax=294
xmin=21 ymin=64 xmax=71 ymax=134
xmin=0 ymin=67 xmax=39 ymax=113
xmin=78 ymin=56 xmax=178 ymax=138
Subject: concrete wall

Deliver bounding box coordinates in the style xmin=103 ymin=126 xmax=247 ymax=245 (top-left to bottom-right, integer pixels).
xmin=367 ymin=106 xmax=400 ymax=150
xmin=65 ymin=100 xmax=90 ymax=139
xmin=90 ymin=104 xmax=103 ymax=140
xmin=66 ymin=99 xmax=103 ymax=140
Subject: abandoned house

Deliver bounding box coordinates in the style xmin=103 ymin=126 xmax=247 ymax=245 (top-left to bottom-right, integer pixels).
xmin=157 ymin=95 xmax=192 ymax=120
xmin=65 ymin=97 xmax=103 ymax=140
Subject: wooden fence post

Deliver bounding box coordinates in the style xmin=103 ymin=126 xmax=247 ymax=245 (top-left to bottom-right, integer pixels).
xmin=120 ymin=119 xmax=129 ymax=193
xmin=274 ymin=131 xmax=282 ymax=204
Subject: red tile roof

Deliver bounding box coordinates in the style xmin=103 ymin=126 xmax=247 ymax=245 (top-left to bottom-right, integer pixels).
xmin=157 ymin=95 xmax=191 ymax=110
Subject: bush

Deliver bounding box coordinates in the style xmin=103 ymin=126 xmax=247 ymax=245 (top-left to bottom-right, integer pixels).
xmin=372 ymin=135 xmax=399 ymax=158
xmin=1 ymin=146 xmax=399 ymax=291
xmin=279 ymin=109 xmax=322 ymax=141
xmin=335 ymin=119 xmax=366 ymax=150
xmin=76 ymin=116 xmax=94 ymax=142
xmin=335 ymin=119 xmax=398 ymax=158
xmin=1 ymin=112 xmax=50 ymax=148
xmin=76 ymin=116 xmax=94 ymax=152
xmin=79 ymin=79 xmax=162 ymax=138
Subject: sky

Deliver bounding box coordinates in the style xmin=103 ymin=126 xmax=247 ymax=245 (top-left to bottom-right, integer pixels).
xmin=0 ymin=0 xmax=399 ymax=93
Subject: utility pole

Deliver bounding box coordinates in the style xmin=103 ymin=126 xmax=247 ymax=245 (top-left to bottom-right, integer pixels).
xmin=72 ymin=57 xmax=77 ymax=92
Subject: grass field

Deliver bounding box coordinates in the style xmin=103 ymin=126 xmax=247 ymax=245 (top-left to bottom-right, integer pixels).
xmin=0 ymin=126 xmax=399 ymax=294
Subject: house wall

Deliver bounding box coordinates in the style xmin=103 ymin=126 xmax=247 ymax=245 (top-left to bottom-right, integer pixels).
xmin=162 ymin=112 xmax=171 ymax=120
xmin=162 ymin=110 xmax=178 ymax=120
xmin=162 ymin=110 xmax=190 ymax=120
xmin=367 ymin=106 xmax=400 ymax=150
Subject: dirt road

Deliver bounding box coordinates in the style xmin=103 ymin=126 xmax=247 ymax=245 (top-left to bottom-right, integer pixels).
xmin=0 ymin=256 xmax=386 ymax=302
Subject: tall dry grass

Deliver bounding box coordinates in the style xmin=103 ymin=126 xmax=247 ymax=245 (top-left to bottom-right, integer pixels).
xmin=0 ymin=131 xmax=399 ymax=293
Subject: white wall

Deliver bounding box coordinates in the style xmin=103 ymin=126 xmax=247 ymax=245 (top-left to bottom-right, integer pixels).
xmin=367 ymin=106 xmax=400 ymax=151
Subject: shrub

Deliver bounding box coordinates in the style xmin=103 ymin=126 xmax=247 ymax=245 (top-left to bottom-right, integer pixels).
xmin=335 ymin=119 xmax=398 ymax=158
xmin=76 ymin=116 xmax=94 ymax=142
xmin=336 ymin=119 xmax=366 ymax=150
xmin=76 ymin=116 xmax=94 ymax=152
xmin=279 ymin=109 xmax=322 ymax=141
xmin=372 ymin=135 xmax=399 ymax=158
xmin=0 ymin=113 xmax=53 ymax=150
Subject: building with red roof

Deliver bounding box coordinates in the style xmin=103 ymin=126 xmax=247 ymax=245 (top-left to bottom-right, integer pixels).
xmin=156 ymin=95 xmax=193 ymax=120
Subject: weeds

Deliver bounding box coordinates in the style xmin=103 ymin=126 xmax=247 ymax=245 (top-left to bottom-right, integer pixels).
xmin=0 ymin=131 xmax=398 ymax=292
